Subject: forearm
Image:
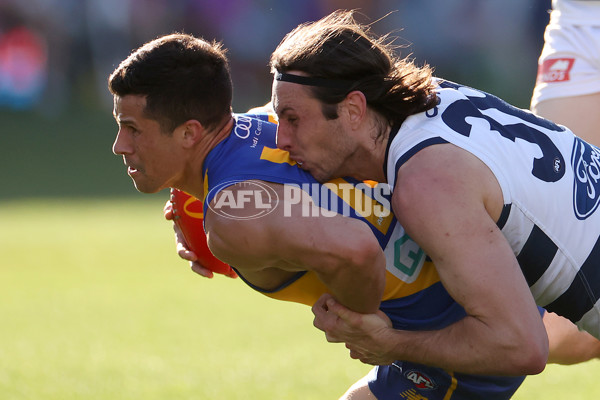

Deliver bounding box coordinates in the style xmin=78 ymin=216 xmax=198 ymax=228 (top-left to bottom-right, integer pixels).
xmin=318 ymin=247 xmax=386 ymax=314
xmin=381 ymin=315 xmax=548 ymax=375
xmin=545 ymin=311 xmax=600 ymax=365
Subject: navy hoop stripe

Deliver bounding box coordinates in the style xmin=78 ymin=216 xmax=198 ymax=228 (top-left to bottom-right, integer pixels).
xmin=544 ymin=235 xmax=600 ymax=322
xmin=517 ymin=225 xmax=558 ymax=287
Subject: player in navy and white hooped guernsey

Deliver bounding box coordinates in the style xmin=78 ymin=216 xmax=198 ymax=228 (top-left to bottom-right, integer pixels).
xmin=386 ymin=78 xmax=600 ymax=337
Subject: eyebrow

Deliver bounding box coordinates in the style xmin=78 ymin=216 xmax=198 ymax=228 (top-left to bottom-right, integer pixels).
xmin=276 ymin=106 xmax=293 ymax=116
xmin=114 ymin=115 xmax=137 ymax=127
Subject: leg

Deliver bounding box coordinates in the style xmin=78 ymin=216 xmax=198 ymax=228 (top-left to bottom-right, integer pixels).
xmin=339 ymin=374 xmax=376 ymax=400
xmin=532 ymin=92 xmax=600 ymax=146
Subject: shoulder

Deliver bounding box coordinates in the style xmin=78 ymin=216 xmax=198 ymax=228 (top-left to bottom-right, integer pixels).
xmin=392 ymin=143 xmax=502 ymax=223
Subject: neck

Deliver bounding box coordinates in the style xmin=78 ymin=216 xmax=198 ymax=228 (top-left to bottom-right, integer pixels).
xmin=175 ymin=115 xmax=234 ymax=199
xmin=342 ymin=124 xmax=391 ymax=183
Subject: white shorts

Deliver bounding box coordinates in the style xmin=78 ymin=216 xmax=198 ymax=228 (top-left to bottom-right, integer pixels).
xmin=531 ymin=15 xmax=600 ymax=107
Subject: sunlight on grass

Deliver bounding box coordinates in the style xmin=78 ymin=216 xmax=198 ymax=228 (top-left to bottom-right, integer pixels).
xmin=0 ymin=198 xmax=369 ymax=399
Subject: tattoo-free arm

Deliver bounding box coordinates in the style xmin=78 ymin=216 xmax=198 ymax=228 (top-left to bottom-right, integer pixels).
xmin=385 ymin=144 xmax=548 ymax=375
xmin=206 ymin=182 xmax=386 ymax=313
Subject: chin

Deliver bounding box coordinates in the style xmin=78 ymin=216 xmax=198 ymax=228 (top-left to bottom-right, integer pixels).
xmin=132 ymin=182 xmax=161 ymax=194
xmin=311 ymin=170 xmax=333 ymax=184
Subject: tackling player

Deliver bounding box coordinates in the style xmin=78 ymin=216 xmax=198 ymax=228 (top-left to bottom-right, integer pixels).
xmin=269 ymin=10 xmax=600 ymax=375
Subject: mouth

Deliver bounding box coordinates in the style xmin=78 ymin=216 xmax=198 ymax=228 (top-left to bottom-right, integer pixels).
xmin=289 ymin=155 xmax=304 ymax=167
xmin=127 ymin=165 xmax=140 ymax=176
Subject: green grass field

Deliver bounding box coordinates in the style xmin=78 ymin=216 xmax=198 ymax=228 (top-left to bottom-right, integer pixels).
xmin=0 ymin=198 xmax=371 ymax=399
xmin=1 ymin=198 xmax=599 ymax=399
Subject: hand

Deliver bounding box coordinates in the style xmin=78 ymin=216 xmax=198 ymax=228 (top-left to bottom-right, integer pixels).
xmin=312 ymin=294 xmax=397 ymax=365
xmin=164 ymin=200 xmax=215 ymax=278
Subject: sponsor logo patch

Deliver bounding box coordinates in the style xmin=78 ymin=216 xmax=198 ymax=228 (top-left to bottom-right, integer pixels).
xmin=572 ymin=138 xmax=600 ymax=219
xmin=405 ymin=370 xmax=437 ymax=390
xmin=538 ymin=58 xmax=575 ymax=83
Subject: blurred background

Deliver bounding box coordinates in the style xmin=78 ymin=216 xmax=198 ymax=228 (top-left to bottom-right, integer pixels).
xmin=6 ymin=2 xmax=600 ymax=399
xmin=0 ymin=0 xmax=551 ymax=200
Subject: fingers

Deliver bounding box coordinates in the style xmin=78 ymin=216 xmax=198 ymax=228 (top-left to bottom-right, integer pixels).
xmin=191 ymin=261 xmax=214 ymax=279
xmin=325 ymin=297 xmax=355 ymax=323
xmin=165 ymin=199 xmax=220 ymax=279
xmin=164 ymin=200 xmax=174 ymax=220
xmin=312 ymin=294 xmax=346 ymax=343
xmin=312 ymin=296 xmax=330 ymax=331
xmin=171 ymin=220 xmax=198 ymax=262
xmin=176 ymin=240 xmax=198 ymax=262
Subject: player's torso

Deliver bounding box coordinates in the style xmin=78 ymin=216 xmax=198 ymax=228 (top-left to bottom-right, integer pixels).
xmin=386 ymin=80 xmax=600 ymax=328
xmin=203 ymin=113 xmax=465 ymax=331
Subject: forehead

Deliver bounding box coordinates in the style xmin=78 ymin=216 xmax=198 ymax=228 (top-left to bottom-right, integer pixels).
xmin=271 ymin=78 xmax=319 ymax=115
xmin=113 ymin=94 xmax=148 ymax=122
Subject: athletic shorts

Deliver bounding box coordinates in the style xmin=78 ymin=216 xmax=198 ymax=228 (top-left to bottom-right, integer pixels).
xmin=367 ymin=361 xmax=525 ymax=400
xmin=531 ymin=12 xmax=600 ymax=107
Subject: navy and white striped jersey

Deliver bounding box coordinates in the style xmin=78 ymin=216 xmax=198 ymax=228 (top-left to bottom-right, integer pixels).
xmin=386 ymin=79 xmax=600 ymax=337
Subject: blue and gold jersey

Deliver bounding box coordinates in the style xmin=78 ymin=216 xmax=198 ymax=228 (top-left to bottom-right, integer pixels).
xmin=202 ymin=113 xmax=527 ymax=399
xmin=203 ymin=113 xmax=465 ymax=331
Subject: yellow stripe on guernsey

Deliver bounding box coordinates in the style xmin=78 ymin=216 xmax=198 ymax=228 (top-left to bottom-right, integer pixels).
xmin=443 ymin=372 xmax=458 ymax=400
xmin=260 ymin=146 xmax=297 ymax=165
xmin=267 ymin=114 xmax=278 ymax=125
xmin=263 ymin=261 xmax=441 ymax=306
xmin=202 ymin=170 xmax=209 ymax=203
xmin=324 ymin=177 xmax=393 ymax=235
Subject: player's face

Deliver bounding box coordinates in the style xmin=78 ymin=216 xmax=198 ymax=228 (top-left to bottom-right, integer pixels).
xmin=112 ymin=95 xmax=184 ymax=193
xmin=272 ymin=76 xmax=357 ymax=183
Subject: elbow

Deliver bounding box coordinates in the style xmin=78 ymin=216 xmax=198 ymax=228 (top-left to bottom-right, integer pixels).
xmin=512 ymin=349 xmax=547 ymax=376
xmin=507 ymin=333 xmax=548 ymax=375
xmin=324 ymin=236 xmax=386 ymax=312
xmin=521 ymin=339 xmax=548 ymax=375
xmin=350 ymin=238 xmax=387 ymax=294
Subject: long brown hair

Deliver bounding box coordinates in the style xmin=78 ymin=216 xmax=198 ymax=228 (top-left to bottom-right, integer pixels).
xmin=270 ymin=10 xmax=438 ymax=135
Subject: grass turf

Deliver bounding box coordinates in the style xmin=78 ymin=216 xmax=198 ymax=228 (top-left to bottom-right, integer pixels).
xmin=0 ymin=198 xmax=372 ymax=399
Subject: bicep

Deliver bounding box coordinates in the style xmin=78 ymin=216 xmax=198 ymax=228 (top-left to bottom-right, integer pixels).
xmin=205 ymin=183 xmax=381 ymax=274
xmin=392 ymin=146 xmax=533 ymax=319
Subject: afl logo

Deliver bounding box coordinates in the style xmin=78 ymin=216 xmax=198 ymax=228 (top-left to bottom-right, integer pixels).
xmin=207 ymin=180 xmax=279 ymax=220
xmin=404 ymin=370 xmax=437 ymax=390
xmin=572 ymin=138 xmax=600 ymax=220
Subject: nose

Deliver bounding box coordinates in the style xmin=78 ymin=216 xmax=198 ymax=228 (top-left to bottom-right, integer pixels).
xmin=112 ymin=128 xmax=132 ymax=156
xmin=275 ymin=123 xmax=292 ymax=151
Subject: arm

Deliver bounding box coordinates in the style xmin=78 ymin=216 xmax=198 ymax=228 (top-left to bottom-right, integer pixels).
xmin=544 ymin=311 xmax=600 ymax=365
xmin=387 ymin=144 xmax=547 ymax=374
xmin=205 ymin=181 xmax=386 ymax=314
xmin=316 ymin=144 xmax=548 ymax=375
xmin=314 ymin=296 xmax=600 ymax=367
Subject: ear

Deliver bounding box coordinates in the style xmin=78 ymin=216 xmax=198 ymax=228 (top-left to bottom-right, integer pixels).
xmin=343 ymin=90 xmax=367 ymax=128
xmin=177 ymin=120 xmax=205 ymax=149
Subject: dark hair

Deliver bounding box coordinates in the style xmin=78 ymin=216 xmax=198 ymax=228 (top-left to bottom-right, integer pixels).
xmin=108 ymin=33 xmax=232 ymax=133
xmin=270 ymin=10 xmax=438 ymax=135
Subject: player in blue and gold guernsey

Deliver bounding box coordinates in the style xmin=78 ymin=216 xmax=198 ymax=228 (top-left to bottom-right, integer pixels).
xmin=109 ymin=33 xmax=599 ymax=400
